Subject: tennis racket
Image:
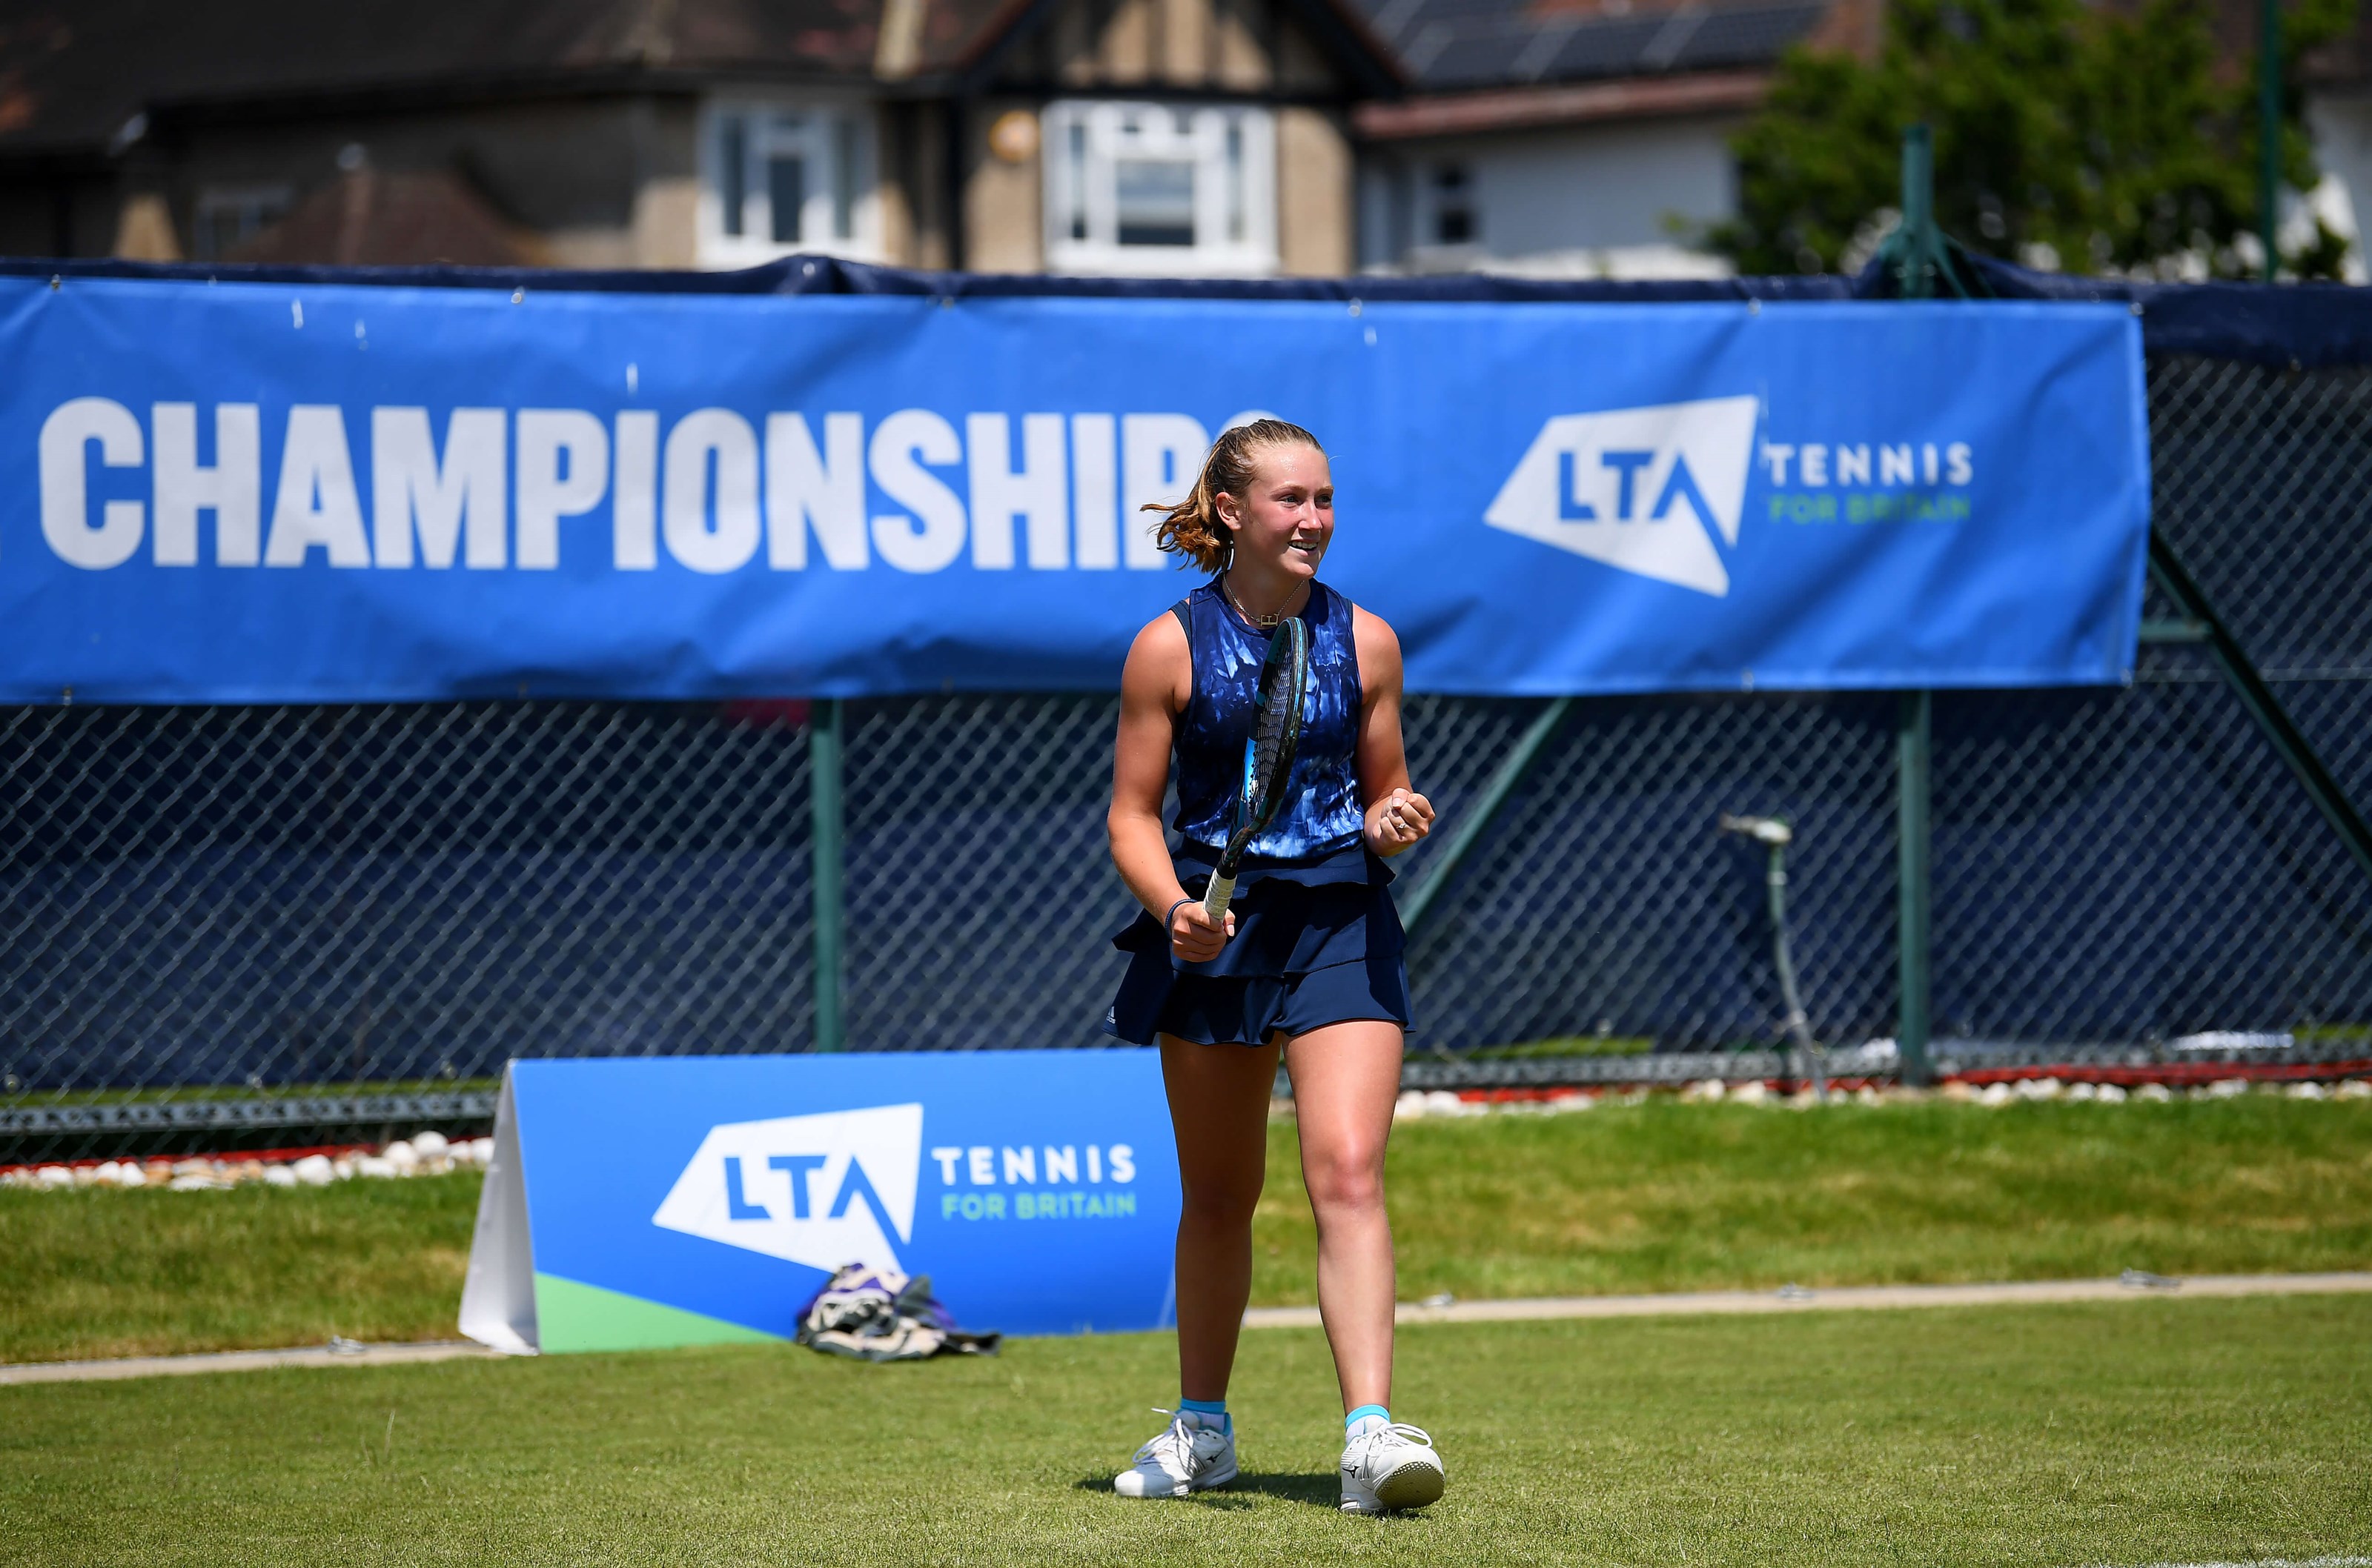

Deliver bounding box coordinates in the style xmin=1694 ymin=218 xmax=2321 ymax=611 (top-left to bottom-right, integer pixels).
xmin=1202 ymin=616 xmax=1310 ymax=923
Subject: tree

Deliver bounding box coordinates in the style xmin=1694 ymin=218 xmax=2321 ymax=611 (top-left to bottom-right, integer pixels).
xmin=1708 ymin=0 xmax=2357 ymax=280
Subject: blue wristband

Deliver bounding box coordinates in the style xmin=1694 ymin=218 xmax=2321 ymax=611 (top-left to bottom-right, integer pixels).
xmin=1163 ymin=897 xmax=1193 ymax=935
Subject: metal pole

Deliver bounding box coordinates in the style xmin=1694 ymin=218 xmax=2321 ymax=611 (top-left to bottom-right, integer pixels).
xmin=1887 ymin=125 xmax=1939 ymax=1086
xmin=1895 ymin=691 xmax=1933 ymax=1086
xmin=1898 ymin=124 xmax=1936 ymax=300
xmin=1399 ymin=696 xmax=1573 ymax=938
xmin=809 ymin=698 xmax=847 ymax=1054
xmin=2260 ymin=0 xmax=2283 ymax=281
xmin=944 ymin=98 xmax=970 ymax=273
xmin=2150 ymin=533 xmax=2372 ymax=886
xmin=1762 ymin=838 xmax=1828 ymax=1103
xmin=1399 ymin=695 xmax=1574 ymax=1063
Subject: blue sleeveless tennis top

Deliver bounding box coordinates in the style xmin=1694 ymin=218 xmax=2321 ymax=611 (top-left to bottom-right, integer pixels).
xmin=1171 ymin=579 xmax=1366 ymax=864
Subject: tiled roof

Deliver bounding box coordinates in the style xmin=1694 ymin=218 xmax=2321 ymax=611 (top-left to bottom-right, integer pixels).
xmin=0 ymin=0 xmax=904 ymax=153
xmin=0 ymin=0 xmax=1757 ymax=158
xmin=0 ymin=0 xmax=1394 ymax=156
xmin=1352 ymin=0 xmax=1825 ymax=90
xmin=228 ymin=167 xmax=551 ymax=266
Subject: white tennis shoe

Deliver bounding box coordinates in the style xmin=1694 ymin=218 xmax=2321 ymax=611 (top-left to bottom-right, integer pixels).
xmin=1339 ymin=1416 xmax=1445 ymax=1515
xmin=1112 ymin=1409 xmax=1238 ymax=1498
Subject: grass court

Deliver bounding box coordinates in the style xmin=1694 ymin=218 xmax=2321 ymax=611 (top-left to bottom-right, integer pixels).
xmin=4 ymin=1094 xmax=2368 ymax=1564
xmin=6 ymin=1297 xmax=2369 ymax=1566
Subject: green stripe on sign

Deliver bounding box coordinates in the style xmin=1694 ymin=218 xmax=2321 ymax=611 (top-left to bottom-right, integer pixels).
xmin=532 ymin=1273 xmax=785 ymax=1353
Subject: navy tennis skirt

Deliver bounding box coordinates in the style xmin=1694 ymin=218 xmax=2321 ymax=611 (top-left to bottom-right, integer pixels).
xmin=1103 ymin=844 xmax=1413 ymax=1047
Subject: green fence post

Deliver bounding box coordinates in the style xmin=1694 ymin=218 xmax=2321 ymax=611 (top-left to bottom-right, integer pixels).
xmin=1896 ymin=690 xmax=1933 ymax=1086
xmin=809 ymin=698 xmax=847 ymax=1054
xmin=1897 ymin=124 xmax=1937 ymax=300
xmin=1886 ymin=120 xmax=1939 ymax=1086
xmin=2260 ymin=0 xmax=2283 ymax=281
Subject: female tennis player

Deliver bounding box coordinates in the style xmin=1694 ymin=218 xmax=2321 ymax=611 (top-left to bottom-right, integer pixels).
xmin=1102 ymin=418 xmax=1444 ymax=1514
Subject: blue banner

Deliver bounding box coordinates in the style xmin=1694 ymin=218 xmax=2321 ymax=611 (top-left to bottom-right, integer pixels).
xmin=481 ymin=1052 xmax=1180 ymax=1350
xmin=0 ymin=277 xmax=2148 ymax=701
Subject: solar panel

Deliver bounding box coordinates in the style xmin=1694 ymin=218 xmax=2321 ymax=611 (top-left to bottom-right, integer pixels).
xmin=1352 ymin=0 xmax=1829 ymax=91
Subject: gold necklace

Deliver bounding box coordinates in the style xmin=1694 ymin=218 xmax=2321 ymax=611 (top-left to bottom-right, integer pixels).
xmin=1222 ymin=575 xmax=1302 ymax=628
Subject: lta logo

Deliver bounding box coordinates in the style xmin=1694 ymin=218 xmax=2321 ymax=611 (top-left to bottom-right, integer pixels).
xmin=1484 ymin=396 xmax=1758 ymax=597
xmin=652 ymin=1103 xmax=922 ymax=1275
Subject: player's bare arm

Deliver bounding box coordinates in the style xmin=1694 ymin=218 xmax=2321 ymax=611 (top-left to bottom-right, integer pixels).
xmin=1109 ymin=612 xmax=1232 ymax=962
xmin=1352 ymin=607 xmax=1434 ymax=857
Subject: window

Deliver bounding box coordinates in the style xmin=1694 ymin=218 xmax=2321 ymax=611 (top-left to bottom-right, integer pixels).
xmin=1044 ymin=102 xmax=1276 ymax=276
xmin=1429 ymin=165 xmax=1477 ymax=247
xmin=193 ymin=185 xmax=292 ymax=261
xmin=702 ymin=102 xmax=877 ymax=265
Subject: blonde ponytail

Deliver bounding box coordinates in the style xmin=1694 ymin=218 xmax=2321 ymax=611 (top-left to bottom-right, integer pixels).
xmin=1144 ymin=418 xmax=1325 ymax=574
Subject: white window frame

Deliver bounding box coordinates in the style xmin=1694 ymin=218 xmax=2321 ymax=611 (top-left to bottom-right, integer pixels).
xmin=698 ymin=98 xmax=881 ymax=268
xmin=1042 ymin=102 xmax=1277 ymax=277
xmin=193 ymin=184 xmax=293 ymax=261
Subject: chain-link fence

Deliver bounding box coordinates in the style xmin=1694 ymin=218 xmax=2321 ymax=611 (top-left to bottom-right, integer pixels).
xmin=4 ymin=352 xmax=2370 ymax=1156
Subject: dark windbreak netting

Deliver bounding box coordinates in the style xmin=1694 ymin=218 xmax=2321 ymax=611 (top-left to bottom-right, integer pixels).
xmin=4 ymin=270 xmax=2371 ymax=1155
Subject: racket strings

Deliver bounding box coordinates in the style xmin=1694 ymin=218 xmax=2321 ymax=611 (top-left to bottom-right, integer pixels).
xmin=1219 ymin=617 xmax=1311 ymax=869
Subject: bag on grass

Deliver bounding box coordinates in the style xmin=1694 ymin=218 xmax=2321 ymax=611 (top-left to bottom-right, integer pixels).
xmin=795 ymin=1263 xmax=1001 ymax=1362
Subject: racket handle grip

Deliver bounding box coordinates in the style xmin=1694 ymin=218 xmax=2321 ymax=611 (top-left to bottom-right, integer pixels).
xmin=1202 ymin=874 xmax=1239 ymax=924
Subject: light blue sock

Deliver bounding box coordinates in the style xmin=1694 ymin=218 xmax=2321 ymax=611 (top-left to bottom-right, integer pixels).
xmin=1180 ymin=1396 xmax=1230 ymax=1433
xmin=1345 ymin=1403 xmax=1389 ymax=1433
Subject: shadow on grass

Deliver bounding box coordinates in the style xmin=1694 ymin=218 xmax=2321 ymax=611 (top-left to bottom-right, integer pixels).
xmin=1071 ymin=1472 xmax=1342 ymax=1509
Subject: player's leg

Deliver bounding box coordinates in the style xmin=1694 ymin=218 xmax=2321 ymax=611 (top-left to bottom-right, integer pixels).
xmin=1284 ymin=1018 xmax=1399 ymax=1406
xmin=1165 ymin=1029 xmax=1281 ymax=1402
xmin=1113 ymin=1030 xmax=1279 ymax=1498
xmin=1286 ymin=1017 xmax=1445 ymax=1514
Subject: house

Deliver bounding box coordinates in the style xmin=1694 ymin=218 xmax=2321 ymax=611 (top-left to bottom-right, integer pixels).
xmin=2303 ymin=16 xmax=2372 ymax=281
xmin=0 ymin=0 xmax=2362 ymax=279
xmin=0 ymin=0 xmax=1401 ymax=276
xmin=1349 ymin=0 xmax=1875 ymax=277
xmin=1346 ymin=0 xmax=2372 ymax=281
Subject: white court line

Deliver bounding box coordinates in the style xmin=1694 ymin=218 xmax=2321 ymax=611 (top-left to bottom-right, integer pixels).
xmin=0 ymin=1340 xmax=498 ymax=1386
xmin=1240 ymin=1271 xmax=2372 ymax=1329
xmin=7 ymin=1271 xmax=2368 ymax=1386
